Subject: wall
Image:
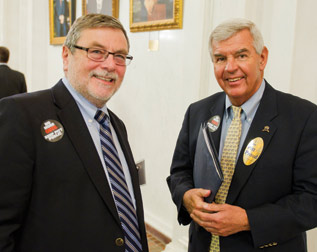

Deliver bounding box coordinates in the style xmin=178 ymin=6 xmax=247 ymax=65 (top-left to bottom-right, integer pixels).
xmin=1 ymin=0 xmax=317 ymax=251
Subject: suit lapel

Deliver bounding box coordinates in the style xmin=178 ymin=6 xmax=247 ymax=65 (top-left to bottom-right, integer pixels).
xmin=226 ymin=83 xmax=278 ymax=204
xmin=208 ymin=94 xmax=226 ymax=152
xmin=51 ymin=81 xmax=121 ymax=225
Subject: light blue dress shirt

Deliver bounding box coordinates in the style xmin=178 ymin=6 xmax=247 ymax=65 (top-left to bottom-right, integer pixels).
xmin=219 ymin=79 xmax=266 ymax=160
xmin=62 ymin=78 xmax=137 ymax=208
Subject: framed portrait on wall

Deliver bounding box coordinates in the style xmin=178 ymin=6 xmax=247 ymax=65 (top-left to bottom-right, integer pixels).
xmin=130 ymin=0 xmax=183 ymax=32
xmin=82 ymin=0 xmax=119 ymax=18
xmin=49 ymin=0 xmax=75 ymax=45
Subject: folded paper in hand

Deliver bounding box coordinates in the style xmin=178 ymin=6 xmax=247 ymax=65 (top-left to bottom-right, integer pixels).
xmin=193 ymin=123 xmax=223 ymax=202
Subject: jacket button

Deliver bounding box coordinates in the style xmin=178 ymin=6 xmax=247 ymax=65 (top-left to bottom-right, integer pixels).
xmin=115 ymin=238 xmax=124 ymax=246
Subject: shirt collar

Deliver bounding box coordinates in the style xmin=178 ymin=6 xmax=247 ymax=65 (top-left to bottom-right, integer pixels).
xmin=62 ymin=77 xmax=109 ymax=119
xmin=224 ymin=79 xmax=266 ymax=122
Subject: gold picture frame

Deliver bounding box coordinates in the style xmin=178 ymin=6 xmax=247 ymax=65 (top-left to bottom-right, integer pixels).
xmin=130 ymin=0 xmax=183 ymax=32
xmin=49 ymin=0 xmax=75 ymax=45
xmin=82 ymin=0 xmax=119 ymax=18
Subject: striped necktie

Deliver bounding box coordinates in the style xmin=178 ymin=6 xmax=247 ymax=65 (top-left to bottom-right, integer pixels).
xmin=95 ymin=110 xmax=142 ymax=252
xmin=210 ymin=106 xmax=242 ymax=252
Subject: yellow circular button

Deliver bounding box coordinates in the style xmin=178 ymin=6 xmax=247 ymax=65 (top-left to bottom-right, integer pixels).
xmin=243 ymin=137 xmax=264 ymax=166
xmin=115 ymin=238 xmax=124 ymax=246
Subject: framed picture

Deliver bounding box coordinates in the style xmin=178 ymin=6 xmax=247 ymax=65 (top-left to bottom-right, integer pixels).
xmin=130 ymin=0 xmax=183 ymax=32
xmin=82 ymin=0 xmax=119 ymax=18
xmin=49 ymin=0 xmax=75 ymax=45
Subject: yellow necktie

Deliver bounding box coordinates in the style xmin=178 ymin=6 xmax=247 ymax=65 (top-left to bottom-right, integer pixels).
xmin=210 ymin=106 xmax=242 ymax=252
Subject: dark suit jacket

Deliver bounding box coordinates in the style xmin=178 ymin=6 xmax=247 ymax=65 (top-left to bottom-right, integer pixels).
xmin=167 ymin=81 xmax=317 ymax=252
xmin=0 ymin=80 xmax=149 ymax=252
xmin=0 ymin=65 xmax=27 ymax=99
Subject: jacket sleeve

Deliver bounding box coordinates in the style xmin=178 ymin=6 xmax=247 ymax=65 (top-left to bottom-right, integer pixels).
xmin=0 ymin=98 xmax=34 ymax=251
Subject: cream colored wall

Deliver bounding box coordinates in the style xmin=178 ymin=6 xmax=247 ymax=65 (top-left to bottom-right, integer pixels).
xmin=1 ymin=0 xmax=317 ymax=251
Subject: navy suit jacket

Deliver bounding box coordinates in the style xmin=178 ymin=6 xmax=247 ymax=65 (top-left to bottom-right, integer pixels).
xmin=0 ymin=80 xmax=149 ymax=252
xmin=167 ymin=81 xmax=317 ymax=251
xmin=0 ymin=65 xmax=27 ymax=99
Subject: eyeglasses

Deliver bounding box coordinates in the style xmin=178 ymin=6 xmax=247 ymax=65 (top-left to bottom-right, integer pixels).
xmin=72 ymin=45 xmax=133 ymax=66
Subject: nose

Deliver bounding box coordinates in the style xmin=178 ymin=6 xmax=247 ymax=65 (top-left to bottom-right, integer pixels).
xmin=225 ymin=57 xmax=238 ymax=73
xmin=100 ymin=54 xmax=116 ymax=71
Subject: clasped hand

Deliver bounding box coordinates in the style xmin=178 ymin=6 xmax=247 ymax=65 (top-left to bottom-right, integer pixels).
xmin=183 ymin=188 xmax=250 ymax=236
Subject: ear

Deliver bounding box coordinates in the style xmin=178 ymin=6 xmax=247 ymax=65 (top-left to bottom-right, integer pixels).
xmin=62 ymin=45 xmax=70 ymax=72
xmin=259 ymin=46 xmax=268 ymax=71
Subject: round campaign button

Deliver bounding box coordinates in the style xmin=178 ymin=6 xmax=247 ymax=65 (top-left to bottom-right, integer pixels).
xmin=207 ymin=115 xmax=221 ymax=132
xmin=41 ymin=119 xmax=64 ymax=142
xmin=243 ymin=137 xmax=264 ymax=166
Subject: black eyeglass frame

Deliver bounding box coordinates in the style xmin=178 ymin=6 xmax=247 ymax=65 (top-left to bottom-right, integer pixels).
xmin=72 ymin=45 xmax=133 ymax=66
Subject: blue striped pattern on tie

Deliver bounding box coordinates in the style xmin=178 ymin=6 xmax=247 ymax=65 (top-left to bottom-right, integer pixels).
xmin=95 ymin=110 xmax=142 ymax=252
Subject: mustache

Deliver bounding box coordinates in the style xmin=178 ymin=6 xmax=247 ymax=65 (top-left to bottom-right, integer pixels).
xmin=89 ymin=71 xmax=118 ymax=81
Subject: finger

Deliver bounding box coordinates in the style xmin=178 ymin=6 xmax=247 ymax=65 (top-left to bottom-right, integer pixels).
xmin=191 ymin=210 xmax=218 ymax=229
xmin=205 ymin=227 xmax=221 ymax=235
xmin=203 ymin=202 xmax=223 ymax=212
xmin=184 ymin=189 xmax=210 ymax=206
xmin=183 ymin=189 xmax=209 ymax=213
xmin=199 ymin=188 xmax=211 ymax=198
xmin=191 ymin=212 xmax=211 ymax=229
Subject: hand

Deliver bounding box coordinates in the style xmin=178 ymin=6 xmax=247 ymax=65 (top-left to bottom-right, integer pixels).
xmin=183 ymin=188 xmax=211 ymax=214
xmin=191 ymin=202 xmax=251 ymax=236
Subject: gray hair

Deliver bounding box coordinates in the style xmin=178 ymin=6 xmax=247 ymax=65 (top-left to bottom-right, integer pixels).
xmin=209 ymin=18 xmax=264 ymax=58
xmin=64 ymin=13 xmax=130 ymax=53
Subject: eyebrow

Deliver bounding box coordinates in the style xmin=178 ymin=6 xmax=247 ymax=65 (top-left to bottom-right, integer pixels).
xmin=213 ymin=48 xmax=250 ymax=57
xmin=213 ymin=53 xmax=225 ymax=58
xmin=89 ymin=42 xmax=128 ymax=54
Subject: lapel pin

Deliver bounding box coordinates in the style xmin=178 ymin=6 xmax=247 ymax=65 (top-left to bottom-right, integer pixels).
xmin=207 ymin=115 xmax=221 ymax=132
xmin=41 ymin=119 xmax=64 ymax=142
xmin=262 ymin=126 xmax=270 ymax=133
xmin=243 ymin=137 xmax=264 ymax=166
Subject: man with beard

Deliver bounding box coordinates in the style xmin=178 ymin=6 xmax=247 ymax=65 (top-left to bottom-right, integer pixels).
xmin=0 ymin=14 xmax=148 ymax=252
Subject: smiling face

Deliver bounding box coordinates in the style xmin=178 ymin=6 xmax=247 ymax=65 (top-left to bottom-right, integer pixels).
xmin=62 ymin=27 xmax=128 ymax=108
xmin=211 ymin=29 xmax=268 ymax=106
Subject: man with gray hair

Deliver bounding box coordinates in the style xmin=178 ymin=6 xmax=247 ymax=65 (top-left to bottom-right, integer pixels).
xmin=167 ymin=18 xmax=317 ymax=251
xmin=0 ymin=14 xmax=148 ymax=252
